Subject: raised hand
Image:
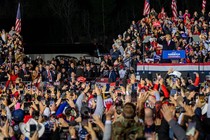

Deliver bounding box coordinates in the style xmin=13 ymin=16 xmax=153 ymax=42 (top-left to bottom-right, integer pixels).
xmin=161 ymin=104 xmax=174 ymax=122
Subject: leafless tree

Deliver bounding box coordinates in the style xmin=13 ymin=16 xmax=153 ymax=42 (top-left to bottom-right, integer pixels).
xmin=48 ymin=0 xmax=77 ymax=43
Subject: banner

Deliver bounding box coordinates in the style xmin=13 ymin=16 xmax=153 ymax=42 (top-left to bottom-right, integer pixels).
xmin=162 ymin=50 xmax=185 ymax=59
xmin=137 ymin=63 xmax=210 ymax=72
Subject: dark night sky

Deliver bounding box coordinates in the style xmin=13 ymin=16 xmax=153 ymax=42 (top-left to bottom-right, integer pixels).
xmin=0 ymin=0 xmax=209 ymax=49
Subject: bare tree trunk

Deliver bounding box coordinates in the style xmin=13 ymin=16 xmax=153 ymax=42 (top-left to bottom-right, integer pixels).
xmin=87 ymin=11 xmax=91 ymax=40
xmin=48 ymin=0 xmax=77 ymax=43
xmin=102 ymin=0 xmax=106 ymax=45
xmin=132 ymin=6 xmax=135 ymax=19
xmin=117 ymin=12 xmax=121 ymax=33
xmin=82 ymin=10 xmax=91 ymax=41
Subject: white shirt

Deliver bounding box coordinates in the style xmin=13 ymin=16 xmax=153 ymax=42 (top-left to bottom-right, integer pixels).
xmin=119 ymin=69 xmax=126 ymax=79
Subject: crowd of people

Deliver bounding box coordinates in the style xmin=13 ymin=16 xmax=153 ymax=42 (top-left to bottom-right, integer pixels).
xmin=0 ymin=8 xmax=210 ymax=140
xmin=110 ymin=9 xmax=210 ymax=65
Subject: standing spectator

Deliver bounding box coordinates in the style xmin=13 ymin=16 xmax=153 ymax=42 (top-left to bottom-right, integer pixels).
xmin=18 ymin=63 xmax=30 ymax=81
xmin=119 ymin=65 xmax=126 ymax=79
xmin=117 ymin=42 xmax=124 ymax=57
xmin=110 ymin=44 xmax=121 ymax=61
xmin=193 ymin=11 xmax=199 ymax=21
xmin=158 ymin=8 xmax=167 ymax=20
xmin=183 ymin=9 xmax=191 ymax=19
xmin=104 ymin=55 xmax=112 ymax=66
xmin=90 ymin=63 xmax=98 ymax=77
xmin=1 ymin=29 xmax=7 ymax=44
xmin=5 ymin=69 xmax=18 ymax=88
xmin=99 ymin=61 xmax=109 ymax=78
xmin=42 ymin=64 xmax=55 ymax=83
xmin=84 ymin=64 xmax=93 ymax=81
xmin=76 ymin=65 xmax=84 ymax=77
xmin=108 ymin=66 xmax=117 ymax=83
xmin=68 ymin=62 xmax=76 ymax=75
xmin=9 ymin=26 xmax=16 ymax=36
xmin=60 ymin=67 xmax=68 ymax=82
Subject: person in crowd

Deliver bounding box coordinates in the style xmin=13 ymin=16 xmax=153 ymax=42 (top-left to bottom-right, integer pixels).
xmin=18 ymin=63 xmax=31 ymax=81
xmin=42 ymin=64 xmax=55 ymax=83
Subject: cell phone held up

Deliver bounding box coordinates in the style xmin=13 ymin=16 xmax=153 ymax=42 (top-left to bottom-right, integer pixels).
xmin=30 ymin=124 xmax=37 ymax=137
xmin=186 ymin=122 xmax=196 ymax=136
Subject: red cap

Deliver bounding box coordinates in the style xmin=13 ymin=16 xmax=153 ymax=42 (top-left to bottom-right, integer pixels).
xmin=110 ymin=82 xmax=116 ymax=87
xmin=119 ymin=65 xmax=124 ymax=69
xmin=88 ymin=95 xmax=94 ymax=102
xmin=77 ymin=76 xmax=86 ymax=83
xmin=57 ymin=114 xmax=65 ymax=118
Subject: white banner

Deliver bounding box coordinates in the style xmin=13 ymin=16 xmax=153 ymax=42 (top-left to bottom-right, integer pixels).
xmin=137 ymin=63 xmax=210 ymax=72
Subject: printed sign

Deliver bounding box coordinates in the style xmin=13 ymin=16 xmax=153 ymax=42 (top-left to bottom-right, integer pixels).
xmin=162 ymin=50 xmax=185 ymax=59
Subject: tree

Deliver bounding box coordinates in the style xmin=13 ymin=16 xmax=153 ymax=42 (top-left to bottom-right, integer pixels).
xmin=48 ymin=0 xmax=78 ymax=43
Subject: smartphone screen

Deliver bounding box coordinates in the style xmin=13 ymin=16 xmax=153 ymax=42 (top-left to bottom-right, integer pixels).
xmin=50 ymin=100 xmax=55 ymax=106
xmin=32 ymin=86 xmax=36 ymax=91
xmin=61 ymin=93 xmax=66 ymax=99
xmin=91 ymin=84 xmax=95 ymax=89
xmin=186 ymin=122 xmax=196 ymax=136
xmin=28 ymin=85 xmax=31 ymax=90
xmin=30 ymin=124 xmax=37 ymax=137
xmin=16 ymin=84 xmax=19 ymax=90
xmin=172 ymin=78 xmax=176 ymax=83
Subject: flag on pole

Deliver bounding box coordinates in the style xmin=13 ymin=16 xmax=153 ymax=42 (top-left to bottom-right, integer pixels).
xmin=171 ymin=0 xmax=177 ymax=18
xmin=15 ymin=3 xmax=21 ymax=33
xmin=143 ymin=0 xmax=150 ymax=16
xmin=202 ymin=0 xmax=206 ymax=11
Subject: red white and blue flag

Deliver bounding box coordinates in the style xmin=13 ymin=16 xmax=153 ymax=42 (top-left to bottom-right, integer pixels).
xmin=202 ymin=0 xmax=206 ymax=11
xmin=171 ymin=0 xmax=177 ymax=18
xmin=15 ymin=3 xmax=21 ymax=33
xmin=143 ymin=0 xmax=150 ymax=16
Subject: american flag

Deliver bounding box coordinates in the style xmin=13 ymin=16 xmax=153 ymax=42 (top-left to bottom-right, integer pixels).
xmin=143 ymin=0 xmax=150 ymax=16
xmin=202 ymin=0 xmax=206 ymax=10
xmin=15 ymin=3 xmax=21 ymax=33
xmin=171 ymin=0 xmax=177 ymax=18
